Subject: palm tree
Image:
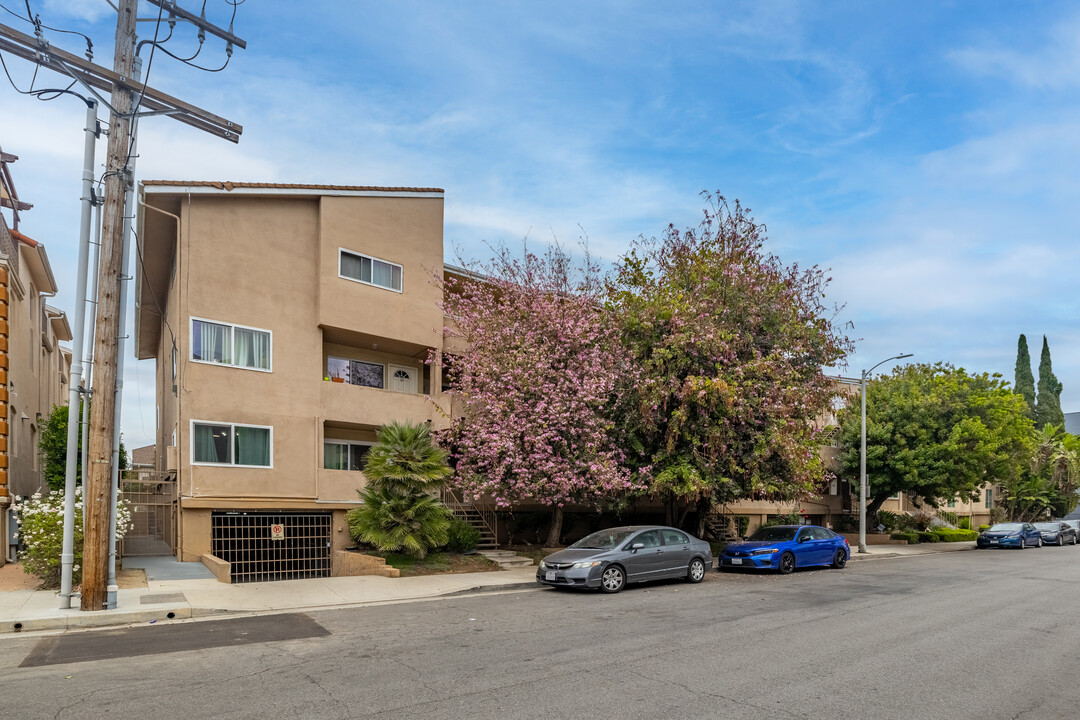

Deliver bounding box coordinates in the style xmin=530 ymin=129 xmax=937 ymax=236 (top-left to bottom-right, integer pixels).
xmin=347 ymin=422 xmax=453 ymax=558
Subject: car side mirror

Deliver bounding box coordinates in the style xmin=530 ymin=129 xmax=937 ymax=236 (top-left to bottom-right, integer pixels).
xmin=798 ymin=536 xmax=810 ymax=543
xmin=631 ymin=543 xmax=645 ymax=551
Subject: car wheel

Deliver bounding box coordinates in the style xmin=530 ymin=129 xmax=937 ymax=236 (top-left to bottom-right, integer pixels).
xmin=1037 ymin=537 xmax=1043 ymax=548
xmin=1017 ymin=538 xmax=1025 ymax=549
xmin=600 ymin=565 xmax=626 ymax=593
xmin=831 ymin=549 xmax=848 ymax=569
xmin=1072 ymin=535 xmax=1077 ymax=546
xmin=687 ymin=558 xmax=706 ymax=584
xmin=778 ymin=552 xmax=796 ymax=575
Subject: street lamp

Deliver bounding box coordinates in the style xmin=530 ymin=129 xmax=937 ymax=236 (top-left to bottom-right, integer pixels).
xmin=859 ymin=353 xmax=914 ymax=554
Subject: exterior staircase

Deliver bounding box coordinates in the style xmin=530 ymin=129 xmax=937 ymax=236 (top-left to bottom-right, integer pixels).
xmin=441 ymin=489 xmax=498 ymax=550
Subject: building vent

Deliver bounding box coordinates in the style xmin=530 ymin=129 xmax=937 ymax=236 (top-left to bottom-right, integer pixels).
xmin=211 ymin=511 xmax=331 ymax=583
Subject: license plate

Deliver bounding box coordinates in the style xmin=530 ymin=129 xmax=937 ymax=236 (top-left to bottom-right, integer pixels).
xmin=731 ymin=558 xmax=743 ymax=565
xmin=545 ymin=571 xmax=556 ymax=581
xmin=990 ymin=540 xmax=998 ymax=545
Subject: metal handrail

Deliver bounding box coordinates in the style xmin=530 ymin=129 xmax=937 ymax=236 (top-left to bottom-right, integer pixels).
xmin=441 ymin=486 xmax=498 ymax=542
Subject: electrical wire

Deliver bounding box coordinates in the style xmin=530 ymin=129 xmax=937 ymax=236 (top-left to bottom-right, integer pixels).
xmin=0 ymin=1 xmax=94 ymax=59
xmin=0 ymin=48 xmax=87 ymax=102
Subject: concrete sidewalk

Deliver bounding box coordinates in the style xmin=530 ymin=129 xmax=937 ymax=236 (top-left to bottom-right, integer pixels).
xmin=846 ymin=540 xmax=978 ymax=561
xmin=0 ymin=542 xmax=978 ymax=635
xmin=1 ymin=566 xmax=540 ymax=635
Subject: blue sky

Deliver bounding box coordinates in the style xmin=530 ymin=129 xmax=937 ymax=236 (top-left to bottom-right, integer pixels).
xmin=2 ymin=1 xmax=1079 ymax=448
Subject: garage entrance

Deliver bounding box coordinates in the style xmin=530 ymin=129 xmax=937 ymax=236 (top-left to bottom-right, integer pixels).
xmin=211 ymin=511 xmax=332 ymax=583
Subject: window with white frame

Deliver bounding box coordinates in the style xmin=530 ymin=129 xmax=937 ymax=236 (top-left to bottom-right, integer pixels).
xmin=191 ymin=318 xmax=271 ymax=371
xmin=192 ymin=421 xmax=272 ymax=467
xmin=339 ymin=249 xmax=403 ymax=292
xmin=323 ymin=440 xmax=374 ymax=471
xmin=327 ymin=356 xmax=384 ymax=388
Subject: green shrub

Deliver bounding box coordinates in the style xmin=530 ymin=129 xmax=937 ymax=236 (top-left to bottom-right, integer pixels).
xmin=442 ymin=518 xmax=481 ymax=554
xmin=931 ymin=528 xmax=978 ymax=542
xmin=890 ymin=530 xmax=919 ymax=544
xmin=892 ymin=514 xmax=918 ymax=531
xmin=13 ymin=487 xmax=132 ymax=588
xmin=736 ymin=515 xmax=750 ymax=537
xmin=958 ymin=517 xmax=971 ymax=530
xmin=876 ymin=510 xmax=898 ymax=532
xmin=916 ymin=531 xmax=940 ymax=543
xmin=978 ymin=524 xmax=990 ymax=532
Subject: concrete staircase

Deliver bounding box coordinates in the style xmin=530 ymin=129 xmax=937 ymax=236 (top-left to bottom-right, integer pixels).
xmin=450 ymin=506 xmax=498 ymax=550
xmin=478 ymin=549 xmax=534 ymax=569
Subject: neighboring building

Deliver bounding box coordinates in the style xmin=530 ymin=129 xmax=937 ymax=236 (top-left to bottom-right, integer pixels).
xmin=135 ymin=181 xmax=451 ymax=580
xmin=0 ymin=146 xmax=73 ymax=566
xmin=1065 ymin=412 xmax=1080 ymax=436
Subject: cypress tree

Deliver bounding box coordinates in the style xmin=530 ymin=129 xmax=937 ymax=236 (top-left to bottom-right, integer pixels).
xmin=1014 ymin=334 xmax=1036 ymax=419
xmin=1035 ymin=335 xmax=1065 ymax=429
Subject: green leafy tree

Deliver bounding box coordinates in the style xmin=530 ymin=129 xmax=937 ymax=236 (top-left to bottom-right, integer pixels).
xmin=38 ymin=403 xmax=127 ymax=492
xmin=999 ymin=426 xmax=1080 ymax=521
xmin=1013 ymin=334 xmax=1036 ymax=420
xmin=608 ymin=194 xmax=853 ymax=532
xmin=1036 ymin=336 xmax=1065 ymax=430
xmin=347 ymin=422 xmax=453 ymax=559
xmin=837 ymin=363 xmax=1034 ymax=516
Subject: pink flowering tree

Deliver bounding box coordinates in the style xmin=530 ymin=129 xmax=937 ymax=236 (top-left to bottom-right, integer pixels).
xmin=608 ymin=194 xmax=854 ymax=534
xmin=437 ymin=242 xmax=637 ymax=546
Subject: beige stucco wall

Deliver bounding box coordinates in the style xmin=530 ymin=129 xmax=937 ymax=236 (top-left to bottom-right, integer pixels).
xmin=139 ymin=189 xmax=449 ymax=562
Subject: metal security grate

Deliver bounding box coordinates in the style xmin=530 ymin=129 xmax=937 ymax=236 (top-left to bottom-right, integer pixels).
xmin=211 ymin=511 xmax=331 ymax=583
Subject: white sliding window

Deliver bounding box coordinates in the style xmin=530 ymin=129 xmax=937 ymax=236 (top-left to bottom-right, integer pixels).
xmin=191 ymin=317 xmax=272 ymax=371
xmin=338 ymin=249 xmax=403 ymax=292
xmin=192 ymin=421 xmax=272 ymax=467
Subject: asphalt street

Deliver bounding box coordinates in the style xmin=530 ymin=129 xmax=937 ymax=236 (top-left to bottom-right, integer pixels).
xmin=1 ymin=547 xmax=1078 ymax=719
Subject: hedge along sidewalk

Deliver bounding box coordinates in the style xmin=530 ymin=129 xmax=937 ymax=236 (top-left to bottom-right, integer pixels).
xmin=847 ymin=541 xmax=978 ymax=562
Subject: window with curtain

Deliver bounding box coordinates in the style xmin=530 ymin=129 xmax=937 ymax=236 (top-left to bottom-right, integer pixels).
xmin=191 ymin=318 xmax=271 ymax=371
xmin=193 ymin=421 xmax=272 ymax=467
xmin=338 ymin=249 xmax=403 ymax=292
xmin=323 ymin=440 xmax=373 ymax=471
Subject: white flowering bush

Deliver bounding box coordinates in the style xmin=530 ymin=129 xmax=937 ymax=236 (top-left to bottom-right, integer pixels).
xmin=11 ymin=487 xmax=133 ymax=587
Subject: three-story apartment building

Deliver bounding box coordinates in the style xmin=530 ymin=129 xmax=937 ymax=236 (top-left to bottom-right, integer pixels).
xmin=135 ymin=181 xmax=450 ymax=580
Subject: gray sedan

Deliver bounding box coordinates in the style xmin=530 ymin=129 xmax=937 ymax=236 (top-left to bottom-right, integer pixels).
xmin=536 ymin=525 xmax=714 ymax=593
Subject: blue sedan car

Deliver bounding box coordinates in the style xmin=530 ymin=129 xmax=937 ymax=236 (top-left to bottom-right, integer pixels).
xmin=718 ymin=525 xmax=849 ymax=574
xmin=976 ymin=522 xmax=1043 ymax=549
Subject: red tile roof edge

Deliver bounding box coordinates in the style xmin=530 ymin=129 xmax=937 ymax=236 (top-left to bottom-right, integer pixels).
xmin=141 ymin=180 xmax=444 ymax=193
xmin=9 ymin=228 xmax=38 ymax=247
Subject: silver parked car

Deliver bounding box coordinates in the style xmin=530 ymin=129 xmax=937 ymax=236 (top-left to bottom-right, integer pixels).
xmin=536 ymin=525 xmax=714 ymax=593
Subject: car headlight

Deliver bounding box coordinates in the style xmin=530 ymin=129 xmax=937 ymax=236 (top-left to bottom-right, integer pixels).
xmin=751 ymin=548 xmax=778 ymax=555
xmin=572 ymin=561 xmax=602 ymax=569
xmin=539 ymin=561 xmax=547 ymax=570
xmin=1006 ymin=534 xmax=1020 ymax=539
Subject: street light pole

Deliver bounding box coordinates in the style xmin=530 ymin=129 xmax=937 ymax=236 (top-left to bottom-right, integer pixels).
xmin=859 ymin=353 xmax=913 ymax=554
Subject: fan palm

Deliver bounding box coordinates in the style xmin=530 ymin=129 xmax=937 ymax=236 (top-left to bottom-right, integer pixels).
xmin=347 ymin=422 xmax=453 ymax=558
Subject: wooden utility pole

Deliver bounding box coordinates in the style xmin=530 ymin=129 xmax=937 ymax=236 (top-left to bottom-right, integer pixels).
xmin=0 ymin=3 xmax=244 ymax=610
xmin=80 ymin=0 xmax=137 ymax=611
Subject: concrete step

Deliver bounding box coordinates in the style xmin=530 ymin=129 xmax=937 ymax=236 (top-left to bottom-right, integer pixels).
xmin=477 ymin=549 xmax=534 ymax=569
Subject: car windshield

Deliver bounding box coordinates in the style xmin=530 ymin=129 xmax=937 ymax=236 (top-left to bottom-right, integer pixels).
xmin=1034 ymin=523 xmax=1062 ymax=531
xmin=748 ymin=527 xmax=798 ymax=542
xmin=989 ymin=523 xmax=1023 ymax=532
xmin=568 ymin=529 xmax=637 ymax=550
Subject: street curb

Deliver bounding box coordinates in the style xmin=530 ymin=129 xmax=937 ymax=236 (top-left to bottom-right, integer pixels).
xmin=440 ymin=581 xmax=541 ymax=597
xmin=3 ymin=605 xmax=228 ymax=635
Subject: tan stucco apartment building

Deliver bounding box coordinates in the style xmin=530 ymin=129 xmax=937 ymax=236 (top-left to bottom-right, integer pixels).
xmin=1 ymin=147 xmax=73 ymax=566
xmin=135 ymin=181 xmax=452 ymax=580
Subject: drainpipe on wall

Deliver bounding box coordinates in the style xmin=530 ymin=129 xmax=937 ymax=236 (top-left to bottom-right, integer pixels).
xmin=59 ymin=100 xmax=100 ymax=609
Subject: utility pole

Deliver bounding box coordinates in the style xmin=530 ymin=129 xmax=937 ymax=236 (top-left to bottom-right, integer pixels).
xmin=80 ymin=0 xmax=137 ymax=611
xmin=0 ymin=1 xmax=244 ymax=610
